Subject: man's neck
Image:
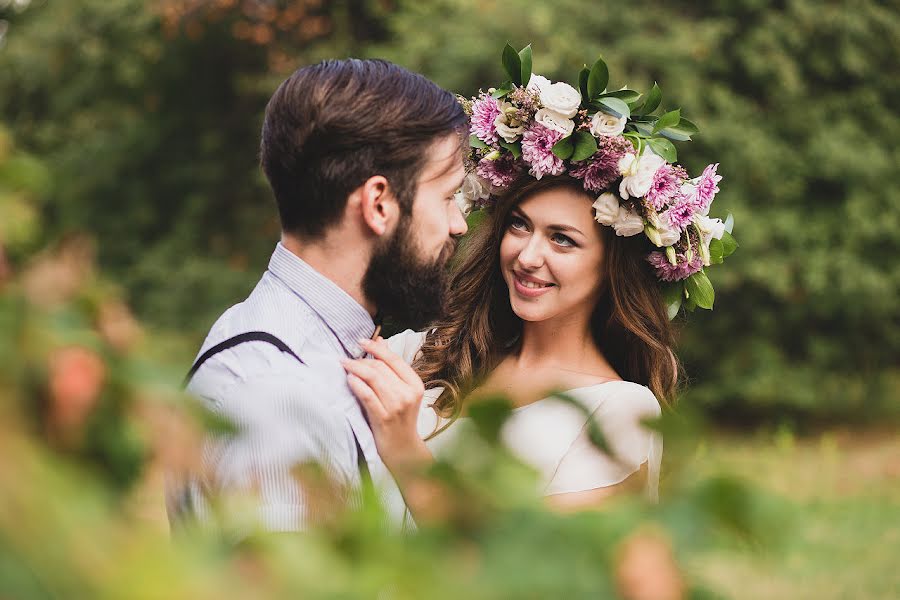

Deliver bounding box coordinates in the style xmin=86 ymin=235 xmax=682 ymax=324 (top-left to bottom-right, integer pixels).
xmin=281 ymin=233 xmax=377 ymax=317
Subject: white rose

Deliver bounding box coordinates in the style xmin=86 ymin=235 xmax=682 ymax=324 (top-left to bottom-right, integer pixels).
xmin=618 ymin=148 xmax=667 ymax=200
xmin=644 ymin=222 xmax=682 ymax=248
xmin=461 ymin=172 xmax=491 ymax=201
xmin=590 ymin=111 xmax=627 ymax=137
xmin=539 ymin=82 xmax=581 ymax=118
xmin=613 ymin=209 xmax=645 ymax=237
xmin=453 ymin=190 xmax=473 ymax=216
xmin=592 ymin=192 xmax=621 ymax=226
xmin=534 ymin=108 xmax=575 ymax=136
xmin=527 ymin=74 xmax=552 ymax=95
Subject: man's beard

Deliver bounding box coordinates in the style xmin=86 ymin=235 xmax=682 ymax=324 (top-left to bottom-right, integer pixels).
xmin=362 ymin=218 xmax=457 ymax=331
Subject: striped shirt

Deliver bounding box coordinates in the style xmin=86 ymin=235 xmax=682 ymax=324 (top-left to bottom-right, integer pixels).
xmin=173 ymin=242 xmax=407 ymax=530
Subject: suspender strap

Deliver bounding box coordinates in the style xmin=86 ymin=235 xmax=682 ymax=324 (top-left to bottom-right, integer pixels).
xmin=183 ymin=331 xmax=303 ymax=387
xmin=183 ymin=331 xmax=370 ymax=481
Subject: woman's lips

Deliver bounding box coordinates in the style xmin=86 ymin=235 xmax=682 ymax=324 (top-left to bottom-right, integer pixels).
xmin=512 ymin=271 xmax=555 ymax=298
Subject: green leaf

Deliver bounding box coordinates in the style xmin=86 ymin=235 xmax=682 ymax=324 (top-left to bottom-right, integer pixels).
xmin=599 ymin=88 xmax=642 ymax=104
xmin=498 ymin=140 xmax=522 ymax=159
xmin=661 ymin=281 xmax=684 ymax=320
xmin=551 ymin=135 xmax=574 ymax=160
xmin=653 ymin=108 xmax=681 ymax=133
xmin=578 ymin=67 xmax=590 ymax=103
xmin=502 ymin=43 xmax=522 ymax=85
xmin=491 ymin=82 xmax=513 ymax=98
xmin=631 ymin=122 xmax=654 ymax=136
xmin=571 ymin=130 xmax=599 ymax=162
xmin=721 ymin=231 xmax=738 ymax=257
xmin=468 ymin=396 xmax=514 ymax=444
xmin=657 ymin=127 xmax=693 ymax=142
xmin=684 ymin=270 xmax=715 ymax=309
xmin=518 ymin=44 xmax=532 ymax=88
xmin=639 ymin=82 xmax=662 ymax=115
xmin=648 ymin=138 xmax=677 ymax=163
xmin=596 ymin=97 xmax=630 ymax=119
xmin=674 ymin=118 xmax=699 ymax=134
xmin=587 ymin=57 xmax=609 ymax=100
xmin=469 ymin=135 xmax=489 ymax=149
xmin=551 ymin=392 xmax=615 ymax=457
xmin=708 ymin=238 xmax=725 ymax=264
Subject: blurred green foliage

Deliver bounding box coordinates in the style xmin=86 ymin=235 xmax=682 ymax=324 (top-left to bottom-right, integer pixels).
xmin=1 ymin=0 xmax=898 ymax=426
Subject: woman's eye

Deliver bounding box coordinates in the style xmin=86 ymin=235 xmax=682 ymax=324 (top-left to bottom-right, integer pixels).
xmin=509 ymin=217 xmax=528 ymax=231
xmin=552 ymin=233 xmax=576 ymax=247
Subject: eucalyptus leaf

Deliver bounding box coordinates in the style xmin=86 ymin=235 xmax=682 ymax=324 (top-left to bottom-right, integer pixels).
xmin=648 ymin=138 xmax=677 ymax=163
xmin=498 ymin=140 xmax=522 ymax=159
xmin=587 ymin=57 xmax=609 ymax=99
xmin=684 ymin=270 xmax=715 ymax=309
xmin=571 ymin=130 xmax=599 ymax=162
xmin=639 ymin=82 xmax=662 ymax=115
xmin=551 ymin=135 xmax=574 ymax=160
xmin=502 ymin=43 xmax=522 ymax=85
xmin=596 ymin=97 xmax=630 ymax=119
xmin=518 ymin=44 xmax=532 ymax=88
xmin=653 ymin=108 xmax=681 ymax=133
xmin=470 ymin=135 xmax=489 ymax=149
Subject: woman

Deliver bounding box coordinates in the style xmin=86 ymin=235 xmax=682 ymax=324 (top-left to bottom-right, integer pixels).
xmin=342 ymin=51 xmax=732 ymax=521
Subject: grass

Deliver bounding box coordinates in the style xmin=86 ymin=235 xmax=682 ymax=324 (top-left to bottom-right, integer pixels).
xmin=684 ymin=428 xmax=900 ymax=600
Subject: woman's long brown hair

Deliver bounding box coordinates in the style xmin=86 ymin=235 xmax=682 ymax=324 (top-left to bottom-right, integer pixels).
xmin=413 ymin=174 xmax=680 ymax=435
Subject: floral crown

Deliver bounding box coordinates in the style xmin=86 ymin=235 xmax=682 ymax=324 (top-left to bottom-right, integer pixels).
xmin=456 ymin=44 xmax=737 ymax=317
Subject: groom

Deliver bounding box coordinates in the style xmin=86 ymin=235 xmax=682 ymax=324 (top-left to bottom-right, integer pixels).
xmin=168 ymin=58 xmax=468 ymax=530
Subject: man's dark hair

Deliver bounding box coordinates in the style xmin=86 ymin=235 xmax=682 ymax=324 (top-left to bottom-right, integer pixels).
xmin=260 ymin=59 xmax=467 ymax=238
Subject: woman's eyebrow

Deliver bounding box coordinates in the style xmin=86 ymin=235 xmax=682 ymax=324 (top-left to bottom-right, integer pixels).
xmin=512 ymin=208 xmax=584 ymax=237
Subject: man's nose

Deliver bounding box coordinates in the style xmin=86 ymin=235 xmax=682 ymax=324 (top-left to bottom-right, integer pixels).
xmin=449 ymin=201 xmax=469 ymax=237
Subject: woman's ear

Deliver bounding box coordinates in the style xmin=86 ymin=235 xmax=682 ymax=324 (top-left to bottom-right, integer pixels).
xmin=357 ymin=175 xmax=400 ymax=237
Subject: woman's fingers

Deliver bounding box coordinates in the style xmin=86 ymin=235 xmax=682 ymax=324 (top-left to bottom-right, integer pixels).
xmin=359 ymin=337 xmax=425 ymax=393
xmin=342 ymin=358 xmax=405 ymax=412
xmin=345 ymin=372 xmax=388 ymax=422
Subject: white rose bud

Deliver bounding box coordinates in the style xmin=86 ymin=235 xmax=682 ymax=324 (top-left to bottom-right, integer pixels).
xmin=527 ymin=74 xmax=552 ymax=95
xmin=590 ymin=111 xmax=627 ymax=137
xmin=493 ymin=103 xmax=525 ymax=143
xmin=539 ymin=82 xmax=581 ymax=118
xmin=613 ymin=209 xmax=645 ymax=237
xmin=619 ymin=148 xmax=667 ymax=200
xmin=644 ymin=222 xmax=682 ymax=248
xmin=693 ymin=215 xmax=726 ymax=266
xmin=592 ymin=192 xmax=621 ymax=226
xmin=453 ymin=190 xmax=473 ymax=216
xmin=534 ymin=108 xmax=576 ymax=136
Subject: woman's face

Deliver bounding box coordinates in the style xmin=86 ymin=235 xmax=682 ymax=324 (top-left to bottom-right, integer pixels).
xmin=499 ymin=186 xmax=606 ymax=324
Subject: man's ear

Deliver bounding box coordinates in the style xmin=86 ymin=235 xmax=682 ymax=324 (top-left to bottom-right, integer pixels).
xmin=356 ymin=175 xmax=400 ymax=237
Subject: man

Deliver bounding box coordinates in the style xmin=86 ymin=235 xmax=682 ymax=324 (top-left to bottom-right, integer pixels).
xmin=168 ymin=58 xmax=468 ymax=531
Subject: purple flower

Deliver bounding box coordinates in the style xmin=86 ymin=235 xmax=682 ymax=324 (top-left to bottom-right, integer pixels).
xmin=520 ymin=123 xmax=566 ymax=179
xmin=470 ymin=94 xmax=501 ymax=144
xmin=569 ymin=135 xmax=632 ymax=193
xmin=661 ymin=195 xmax=696 ymax=231
xmin=647 ymin=251 xmax=704 ymax=282
xmin=694 ymin=163 xmax=722 ymax=214
xmin=476 ymin=154 xmax=523 ymax=188
xmin=646 ymin=164 xmax=688 ymax=211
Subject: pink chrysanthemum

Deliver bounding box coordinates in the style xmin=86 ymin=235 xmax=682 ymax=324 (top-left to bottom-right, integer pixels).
xmin=646 ymin=164 xmax=688 ymax=211
xmin=476 ymin=154 xmax=522 ymax=188
xmin=647 ymin=251 xmax=704 ymax=282
xmin=470 ymin=94 xmax=501 ymax=144
xmin=661 ymin=196 xmax=696 ymax=231
xmin=520 ymin=123 xmax=566 ymax=180
xmin=694 ymin=163 xmax=722 ymax=214
xmin=569 ymin=135 xmax=632 ymax=193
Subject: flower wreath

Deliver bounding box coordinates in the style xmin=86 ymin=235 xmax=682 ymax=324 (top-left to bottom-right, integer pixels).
xmin=455 ymin=44 xmax=737 ymax=318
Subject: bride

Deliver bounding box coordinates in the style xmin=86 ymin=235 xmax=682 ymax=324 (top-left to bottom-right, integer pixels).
xmin=341 ymin=48 xmax=731 ymax=520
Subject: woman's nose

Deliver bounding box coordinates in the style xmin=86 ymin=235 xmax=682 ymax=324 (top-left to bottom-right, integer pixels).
xmin=517 ymin=236 xmax=545 ymax=269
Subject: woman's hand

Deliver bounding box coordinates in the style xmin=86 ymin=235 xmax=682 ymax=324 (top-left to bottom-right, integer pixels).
xmin=341 ymin=337 xmax=430 ymax=473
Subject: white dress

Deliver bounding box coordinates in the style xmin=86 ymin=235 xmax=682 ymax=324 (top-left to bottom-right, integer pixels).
xmin=388 ymin=330 xmax=663 ymax=500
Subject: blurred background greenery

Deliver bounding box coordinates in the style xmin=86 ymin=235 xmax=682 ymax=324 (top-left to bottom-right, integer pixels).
xmin=1 ymin=0 xmax=898 ymax=598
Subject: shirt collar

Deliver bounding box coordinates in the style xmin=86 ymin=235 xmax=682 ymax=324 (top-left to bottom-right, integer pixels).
xmin=267 ymin=242 xmax=375 ymax=357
